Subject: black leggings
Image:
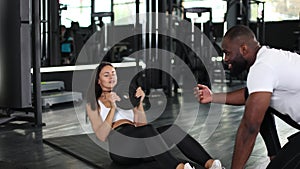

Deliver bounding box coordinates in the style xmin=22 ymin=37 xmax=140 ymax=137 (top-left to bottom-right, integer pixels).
xmin=244 ymin=87 xmax=300 ymax=157
xmin=267 ymin=131 xmax=300 ymax=169
xmin=108 ymin=124 xmax=211 ymax=169
xmin=260 ymin=107 xmax=300 ymax=156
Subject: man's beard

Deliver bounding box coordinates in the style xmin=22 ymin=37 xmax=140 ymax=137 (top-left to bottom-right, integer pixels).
xmin=230 ymin=54 xmax=248 ymax=76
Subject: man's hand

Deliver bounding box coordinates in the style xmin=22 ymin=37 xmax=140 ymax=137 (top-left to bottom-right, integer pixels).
xmin=194 ymin=84 xmax=213 ymax=104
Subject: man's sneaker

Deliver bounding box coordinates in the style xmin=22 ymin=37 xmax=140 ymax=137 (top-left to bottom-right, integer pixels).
xmin=209 ymin=159 xmax=225 ymax=169
xmin=184 ymin=162 xmax=195 ymax=169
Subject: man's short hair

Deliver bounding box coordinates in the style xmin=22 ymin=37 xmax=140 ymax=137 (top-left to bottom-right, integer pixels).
xmin=224 ymin=25 xmax=256 ymax=41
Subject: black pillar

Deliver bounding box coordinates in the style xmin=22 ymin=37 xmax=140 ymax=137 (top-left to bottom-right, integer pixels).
xmin=32 ymin=0 xmax=43 ymax=126
xmin=48 ymin=0 xmax=60 ymax=66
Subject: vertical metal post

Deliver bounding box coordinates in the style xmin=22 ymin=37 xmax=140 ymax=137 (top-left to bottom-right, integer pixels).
xmin=226 ymin=0 xmax=237 ymax=29
xmin=91 ymin=0 xmax=95 ymax=32
xmin=41 ymin=0 xmax=48 ymax=66
xmin=135 ymin=0 xmax=140 ymax=68
xmin=261 ymin=2 xmax=265 ymax=44
xmin=136 ymin=0 xmax=139 ymax=14
xmin=32 ymin=0 xmax=43 ymax=126
xmin=242 ymin=0 xmax=250 ymax=26
xmin=159 ymin=0 xmax=172 ymax=96
xmin=146 ymin=0 xmax=150 ymax=51
xmin=91 ymin=0 xmax=95 ymax=22
xmin=111 ymin=0 xmax=114 ymax=21
xmin=48 ymin=0 xmax=60 ymax=66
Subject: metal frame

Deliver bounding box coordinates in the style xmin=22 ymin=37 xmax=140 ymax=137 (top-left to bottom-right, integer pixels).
xmin=32 ymin=0 xmax=43 ymax=126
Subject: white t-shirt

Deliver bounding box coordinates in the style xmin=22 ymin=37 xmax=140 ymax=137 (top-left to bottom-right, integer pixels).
xmin=247 ymin=46 xmax=300 ymax=124
xmin=98 ymin=100 xmax=134 ymax=122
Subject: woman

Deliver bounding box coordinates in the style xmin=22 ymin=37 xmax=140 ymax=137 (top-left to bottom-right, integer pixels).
xmin=86 ymin=62 xmax=224 ymax=169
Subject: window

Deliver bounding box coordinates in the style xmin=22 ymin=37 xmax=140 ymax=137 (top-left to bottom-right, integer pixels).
xmin=59 ymin=0 xmax=91 ymax=27
xmin=250 ymin=0 xmax=300 ymax=21
xmin=113 ymin=0 xmax=146 ymax=25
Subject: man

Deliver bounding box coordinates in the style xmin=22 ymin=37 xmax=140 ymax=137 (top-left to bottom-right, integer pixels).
xmin=194 ymin=25 xmax=300 ymax=169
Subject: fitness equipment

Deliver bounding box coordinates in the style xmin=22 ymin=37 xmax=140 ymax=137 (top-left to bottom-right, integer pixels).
xmin=114 ymin=69 xmax=144 ymax=110
xmin=41 ymin=91 xmax=82 ymax=108
xmin=31 ymin=81 xmax=64 ymax=92
xmin=31 ymin=81 xmax=83 ymax=108
xmin=114 ymin=68 xmax=175 ymax=110
xmin=91 ymin=12 xmax=114 ymax=32
xmin=177 ymin=7 xmax=214 ymax=87
xmin=114 ymin=81 xmax=140 ymax=110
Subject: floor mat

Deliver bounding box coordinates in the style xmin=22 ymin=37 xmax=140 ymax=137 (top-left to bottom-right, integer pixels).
xmin=43 ymin=134 xmax=202 ymax=169
xmin=0 ymin=161 xmax=28 ymax=169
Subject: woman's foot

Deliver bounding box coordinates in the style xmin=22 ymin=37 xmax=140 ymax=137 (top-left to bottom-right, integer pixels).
xmin=205 ymin=159 xmax=224 ymax=169
xmin=176 ymin=163 xmax=185 ymax=169
xmin=184 ymin=163 xmax=195 ymax=169
xmin=176 ymin=162 xmax=195 ymax=169
xmin=209 ymin=159 xmax=224 ymax=169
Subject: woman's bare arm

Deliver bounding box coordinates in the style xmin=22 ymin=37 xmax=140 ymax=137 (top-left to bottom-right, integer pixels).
xmin=133 ymin=87 xmax=147 ymax=126
xmin=86 ymin=103 xmax=116 ymax=141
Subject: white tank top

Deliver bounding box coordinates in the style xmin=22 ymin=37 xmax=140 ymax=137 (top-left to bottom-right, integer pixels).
xmin=98 ymin=100 xmax=134 ymax=122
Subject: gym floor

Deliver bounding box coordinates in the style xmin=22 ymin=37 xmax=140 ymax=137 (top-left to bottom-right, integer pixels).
xmin=0 ymin=82 xmax=297 ymax=169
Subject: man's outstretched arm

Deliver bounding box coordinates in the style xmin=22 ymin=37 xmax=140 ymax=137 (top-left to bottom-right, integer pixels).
xmin=195 ymin=84 xmax=247 ymax=105
xmin=231 ymin=92 xmax=272 ymax=169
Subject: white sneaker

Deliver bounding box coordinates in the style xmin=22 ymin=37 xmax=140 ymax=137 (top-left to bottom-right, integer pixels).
xmin=184 ymin=162 xmax=195 ymax=169
xmin=209 ymin=160 xmax=224 ymax=169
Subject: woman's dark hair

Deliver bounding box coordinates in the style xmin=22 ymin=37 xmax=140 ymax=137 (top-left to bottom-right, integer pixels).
xmin=86 ymin=62 xmax=114 ymax=110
